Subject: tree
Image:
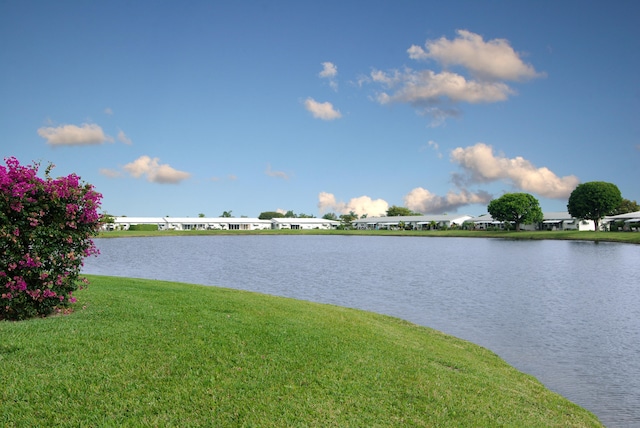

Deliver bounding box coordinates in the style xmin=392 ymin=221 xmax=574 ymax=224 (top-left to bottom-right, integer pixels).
xmin=386 ymin=205 xmax=421 ymax=216
xmin=258 ymin=211 xmax=284 ymax=220
xmin=567 ymin=181 xmax=622 ymax=231
xmin=487 ymin=193 xmax=543 ymax=232
xmin=322 ymin=212 xmax=338 ymax=221
xmin=284 ymin=210 xmax=296 ymax=218
xmin=613 ymin=198 xmax=640 ymax=215
xmin=221 ymin=210 xmax=233 ymax=218
xmin=0 ymin=157 xmax=102 ymax=320
xmin=339 ymin=211 xmax=358 ymax=228
xmin=198 ymin=213 xmax=205 ymax=218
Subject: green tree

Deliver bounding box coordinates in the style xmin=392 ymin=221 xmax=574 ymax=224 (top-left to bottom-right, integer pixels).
xmin=386 ymin=205 xmax=421 ymax=216
xmin=284 ymin=210 xmax=296 ymax=218
xmin=339 ymin=211 xmax=358 ymax=228
xmin=487 ymin=193 xmax=543 ymax=232
xmin=198 ymin=213 xmax=205 ymax=218
xmin=322 ymin=212 xmax=338 ymax=221
xmin=258 ymin=211 xmax=284 ymax=220
xmin=567 ymin=181 xmax=622 ymax=231
xmin=221 ymin=210 xmax=233 ymax=218
xmin=613 ymin=198 xmax=640 ymax=215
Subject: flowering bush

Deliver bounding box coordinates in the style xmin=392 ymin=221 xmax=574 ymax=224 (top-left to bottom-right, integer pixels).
xmin=1 ymin=157 xmax=102 ymax=320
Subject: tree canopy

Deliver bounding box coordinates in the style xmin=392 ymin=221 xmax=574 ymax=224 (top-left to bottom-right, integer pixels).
xmin=487 ymin=193 xmax=543 ymax=232
xmin=613 ymin=198 xmax=640 ymax=215
xmin=258 ymin=211 xmax=285 ymax=220
xmin=567 ymin=181 xmax=622 ymax=231
xmin=386 ymin=205 xmax=422 ymax=217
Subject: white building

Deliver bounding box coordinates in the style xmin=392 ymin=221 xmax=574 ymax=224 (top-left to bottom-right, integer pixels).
xmin=470 ymin=212 xmax=596 ymax=231
xmin=271 ymin=217 xmax=341 ymax=230
xmin=351 ymin=214 xmax=473 ymax=230
xmin=605 ymin=210 xmax=640 ymax=231
xmin=103 ymin=216 xmax=337 ymax=231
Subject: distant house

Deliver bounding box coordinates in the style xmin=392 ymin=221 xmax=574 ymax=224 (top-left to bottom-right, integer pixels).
xmin=605 ymin=210 xmax=640 ymax=231
xmin=351 ymin=214 xmax=473 ymax=230
xmin=470 ymin=212 xmax=596 ymax=231
xmin=270 ymin=217 xmax=341 ymax=230
xmin=105 ymin=217 xmax=272 ymax=231
xmin=102 ymin=216 xmax=336 ymax=231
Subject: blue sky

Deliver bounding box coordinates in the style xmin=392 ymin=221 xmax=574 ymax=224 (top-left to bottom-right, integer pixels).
xmin=1 ymin=1 xmax=638 ymax=218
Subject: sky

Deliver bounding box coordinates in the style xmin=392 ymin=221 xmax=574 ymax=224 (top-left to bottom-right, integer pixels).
xmin=1 ymin=0 xmax=638 ymax=218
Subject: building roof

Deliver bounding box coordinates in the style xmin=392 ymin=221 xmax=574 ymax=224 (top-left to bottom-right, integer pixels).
xmin=271 ymin=218 xmax=340 ymax=224
xmin=352 ymin=214 xmax=473 ymax=225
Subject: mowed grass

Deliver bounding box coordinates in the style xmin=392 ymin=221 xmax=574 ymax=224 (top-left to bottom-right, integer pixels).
xmin=100 ymin=228 xmax=640 ymax=244
xmin=1 ymin=276 xmax=602 ymax=427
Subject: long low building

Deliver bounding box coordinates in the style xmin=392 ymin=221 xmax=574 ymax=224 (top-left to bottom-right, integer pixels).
xmin=351 ymin=214 xmax=473 ymax=230
xmin=103 ymin=216 xmax=340 ymax=231
xmin=471 ymin=212 xmax=597 ymax=231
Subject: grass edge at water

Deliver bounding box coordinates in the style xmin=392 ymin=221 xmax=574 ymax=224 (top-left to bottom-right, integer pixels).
xmin=0 ymin=275 xmax=603 ymax=427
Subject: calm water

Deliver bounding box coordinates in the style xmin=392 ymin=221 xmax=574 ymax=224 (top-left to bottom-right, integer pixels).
xmin=83 ymin=235 xmax=640 ymax=427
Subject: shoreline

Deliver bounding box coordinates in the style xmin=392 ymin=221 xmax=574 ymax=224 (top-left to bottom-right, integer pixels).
xmin=98 ymin=228 xmax=640 ymax=244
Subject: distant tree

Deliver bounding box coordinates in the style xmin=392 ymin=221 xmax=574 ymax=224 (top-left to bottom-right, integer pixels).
xmin=198 ymin=213 xmax=205 ymax=218
xmin=100 ymin=212 xmax=115 ymax=225
xmin=567 ymin=181 xmax=622 ymax=231
xmin=386 ymin=205 xmax=421 ymax=216
xmin=612 ymin=198 xmax=640 ymax=215
xmin=339 ymin=211 xmax=358 ymax=228
xmin=297 ymin=213 xmax=315 ymax=218
xmin=221 ymin=210 xmax=233 ymax=218
xmin=258 ymin=211 xmax=285 ymax=220
xmin=322 ymin=212 xmax=338 ymax=221
xmin=284 ymin=210 xmax=296 ymax=218
xmin=360 ymin=213 xmax=368 ymax=219
xmin=487 ymin=193 xmax=543 ymax=232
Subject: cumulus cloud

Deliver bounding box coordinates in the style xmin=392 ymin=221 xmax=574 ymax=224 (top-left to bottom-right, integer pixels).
xmin=122 ymin=155 xmax=191 ymax=184
xmin=366 ymin=30 xmax=544 ymax=124
xmin=450 ymin=143 xmax=579 ymax=198
xmin=404 ymin=187 xmax=492 ymax=214
xmin=319 ymin=61 xmax=338 ymax=90
xmin=304 ymin=97 xmax=342 ymax=120
xmin=38 ymin=123 xmax=114 ymax=146
xmin=265 ymin=163 xmax=289 ymax=180
xmin=407 ymin=29 xmax=544 ymax=81
xmin=318 ymin=192 xmax=388 ymax=217
xmin=117 ymin=130 xmax=132 ymax=145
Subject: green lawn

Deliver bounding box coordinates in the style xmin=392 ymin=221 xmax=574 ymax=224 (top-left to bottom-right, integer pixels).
xmin=1 ymin=276 xmax=602 ymax=427
xmin=99 ymin=228 xmax=640 ymax=244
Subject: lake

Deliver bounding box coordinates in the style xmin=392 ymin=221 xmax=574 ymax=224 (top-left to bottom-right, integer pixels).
xmin=83 ymin=235 xmax=640 ymax=427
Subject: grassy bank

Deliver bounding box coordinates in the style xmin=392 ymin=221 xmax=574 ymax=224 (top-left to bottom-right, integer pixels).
xmin=1 ymin=276 xmax=602 ymax=427
xmin=99 ymin=228 xmax=640 ymax=244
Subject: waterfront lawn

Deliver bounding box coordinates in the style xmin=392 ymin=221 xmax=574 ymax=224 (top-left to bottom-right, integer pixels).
xmin=99 ymin=228 xmax=640 ymax=244
xmin=1 ymin=275 xmax=602 ymax=427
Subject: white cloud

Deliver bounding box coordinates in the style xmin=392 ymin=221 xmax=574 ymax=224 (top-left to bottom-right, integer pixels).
xmin=265 ymin=163 xmax=289 ymax=179
xmin=404 ymin=187 xmax=492 ymax=214
xmin=38 ymin=123 xmax=114 ymax=146
xmin=122 ymin=155 xmax=191 ymax=184
xmin=373 ymin=68 xmax=513 ymax=105
xmin=420 ymin=140 xmax=443 ymax=158
xmin=117 ymin=130 xmax=132 ymax=145
xmin=319 ymin=62 xmax=338 ymax=91
xmin=319 ymin=62 xmax=337 ymax=79
xmin=304 ymin=97 xmax=342 ymax=120
xmin=450 ymin=143 xmax=579 ymax=198
xmin=318 ymin=192 xmax=388 ymax=217
xmin=104 ymin=107 xmax=113 ymax=115
xmin=408 ymin=29 xmax=545 ymax=81
xmin=366 ymin=30 xmax=544 ymax=124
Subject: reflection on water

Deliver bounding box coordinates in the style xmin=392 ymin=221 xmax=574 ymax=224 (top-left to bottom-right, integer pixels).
xmin=84 ymin=235 xmax=640 ymax=427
